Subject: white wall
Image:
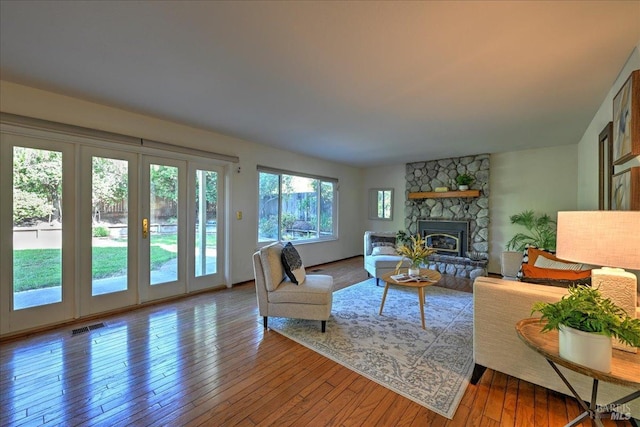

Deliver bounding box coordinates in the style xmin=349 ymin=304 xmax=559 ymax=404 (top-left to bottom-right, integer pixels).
xmin=577 ymin=43 xmax=640 ymax=209
xmin=0 ymin=81 xmax=364 ymax=284
xmin=5 ymin=38 xmax=637 ymax=284
xmin=361 ymin=44 xmax=640 ymax=275
xmin=361 ymin=145 xmax=579 ymax=275
xmin=362 ymin=165 xmax=407 ymax=234
xmin=488 ymin=145 xmax=578 ymax=273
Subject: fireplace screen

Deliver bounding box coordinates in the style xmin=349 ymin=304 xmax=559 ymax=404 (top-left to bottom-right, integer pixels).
xmin=418 ymin=220 xmax=469 ymax=257
xmin=425 ymin=232 xmax=461 ymax=254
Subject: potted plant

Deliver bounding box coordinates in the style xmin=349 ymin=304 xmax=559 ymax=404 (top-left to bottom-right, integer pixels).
xmin=505 ymin=210 xmax=557 ymax=251
xmin=455 ymin=173 xmax=474 ymax=191
xmin=531 ymin=285 xmax=640 ymax=372
xmin=395 ymin=233 xmax=437 ymax=276
xmin=396 ymin=230 xmax=411 ymax=247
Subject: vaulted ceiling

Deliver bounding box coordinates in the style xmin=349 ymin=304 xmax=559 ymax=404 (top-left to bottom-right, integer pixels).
xmin=1 ymin=1 xmax=639 ymax=166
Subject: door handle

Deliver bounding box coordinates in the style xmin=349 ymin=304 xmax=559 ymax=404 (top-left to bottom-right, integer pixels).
xmin=142 ymin=218 xmax=148 ymax=239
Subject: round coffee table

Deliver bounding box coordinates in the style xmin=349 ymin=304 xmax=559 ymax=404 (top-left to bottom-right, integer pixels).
xmin=379 ymin=269 xmax=442 ymax=329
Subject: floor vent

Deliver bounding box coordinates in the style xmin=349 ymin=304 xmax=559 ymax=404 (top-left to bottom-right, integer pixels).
xmin=72 ymin=322 xmax=105 ymax=336
xmin=310 ymin=268 xmax=323 ymax=272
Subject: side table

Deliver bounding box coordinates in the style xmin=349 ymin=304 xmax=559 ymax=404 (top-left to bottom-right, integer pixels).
xmin=516 ymin=318 xmax=640 ymax=426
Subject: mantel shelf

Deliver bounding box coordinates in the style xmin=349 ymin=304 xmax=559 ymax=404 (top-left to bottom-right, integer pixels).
xmin=408 ymin=190 xmax=480 ymax=199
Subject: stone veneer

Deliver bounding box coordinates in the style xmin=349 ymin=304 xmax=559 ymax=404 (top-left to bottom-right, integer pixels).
xmin=405 ymin=154 xmax=490 ymax=278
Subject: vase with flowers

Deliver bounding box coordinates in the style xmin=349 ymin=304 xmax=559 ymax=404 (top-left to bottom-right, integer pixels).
xmin=395 ymin=233 xmax=437 ymax=276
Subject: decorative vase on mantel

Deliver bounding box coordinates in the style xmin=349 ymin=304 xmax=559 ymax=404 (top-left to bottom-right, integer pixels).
xmin=458 ymin=185 xmax=469 ymax=191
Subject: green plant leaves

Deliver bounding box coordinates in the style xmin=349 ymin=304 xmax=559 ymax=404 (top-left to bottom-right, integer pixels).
xmin=531 ymin=285 xmax=640 ymax=348
xmin=506 ymin=210 xmax=557 ymax=251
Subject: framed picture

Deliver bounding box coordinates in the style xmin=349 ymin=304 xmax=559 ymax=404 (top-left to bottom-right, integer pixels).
xmin=611 ymin=167 xmax=640 ymax=211
xmin=598 ymin=122 xmax=613 ymax=210
xmin=612 ymin=70 xmax=640 ymax=165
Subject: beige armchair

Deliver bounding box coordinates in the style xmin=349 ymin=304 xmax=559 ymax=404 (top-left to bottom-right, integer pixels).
xmin=253 ymin=242 xmax=334 ymax=332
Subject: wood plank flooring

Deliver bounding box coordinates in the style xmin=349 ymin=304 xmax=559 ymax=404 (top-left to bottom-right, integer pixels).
xmin=0 ymin=256 xmax=634 ymax=426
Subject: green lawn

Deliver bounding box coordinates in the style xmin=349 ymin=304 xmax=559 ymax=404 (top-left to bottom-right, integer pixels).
xmin=13 ymin=245 xmax=177 ymax=292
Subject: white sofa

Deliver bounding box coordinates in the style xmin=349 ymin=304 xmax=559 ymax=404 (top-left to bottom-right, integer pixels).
xmin=363 ymin=231 xmax=410 ymax=286
xmin=472 ymin=276 xmax=640 ymax=419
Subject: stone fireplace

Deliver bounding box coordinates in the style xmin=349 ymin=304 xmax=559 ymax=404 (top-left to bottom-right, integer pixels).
xmin=405 ymin=154 xmax=490 ymax=278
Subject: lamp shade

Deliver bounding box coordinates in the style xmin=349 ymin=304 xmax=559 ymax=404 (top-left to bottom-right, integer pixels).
xmin=556 ymin=211 xmax=640 ymax=270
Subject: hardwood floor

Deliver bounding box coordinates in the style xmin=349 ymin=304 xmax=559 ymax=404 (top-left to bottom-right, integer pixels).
xmin=0 ymin=256 xmax=634 ymax=426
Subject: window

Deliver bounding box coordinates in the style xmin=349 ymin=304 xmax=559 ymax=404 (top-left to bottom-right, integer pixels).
xmin=368 ymin=188 xmax=393 ymax=220
xmin=258 ymin=168 xmax=337 ymax=243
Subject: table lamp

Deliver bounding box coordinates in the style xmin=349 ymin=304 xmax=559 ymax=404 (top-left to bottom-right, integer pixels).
xmin=556 ymin=211 xmax=640 ymax=352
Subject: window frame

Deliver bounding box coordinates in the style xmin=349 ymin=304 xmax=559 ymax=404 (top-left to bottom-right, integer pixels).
xmin=368 ymin=188 xmax=394 ymax=221
xmin=257 ymin=166 xmax=338 ymax=244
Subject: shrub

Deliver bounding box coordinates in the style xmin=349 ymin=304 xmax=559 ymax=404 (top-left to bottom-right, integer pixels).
xmin=13 ymin=189 xmax=53 ymax=226
xmin=259 ymin=215 xmax=279 ymax=240
xmin=92 ymin=226 xmax=110 ymax=238
xmin=281 ymin=213 xmax=296 ymax=231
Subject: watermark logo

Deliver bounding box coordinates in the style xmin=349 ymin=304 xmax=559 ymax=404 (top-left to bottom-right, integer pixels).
xmin=597 ymin=403 xmax=631 ymax=420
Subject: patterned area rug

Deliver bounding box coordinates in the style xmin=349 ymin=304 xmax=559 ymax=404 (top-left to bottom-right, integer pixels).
xmin=268 ymin=278 xmax=474 ymax=419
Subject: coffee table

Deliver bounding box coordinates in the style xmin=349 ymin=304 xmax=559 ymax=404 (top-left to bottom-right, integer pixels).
xmin=379 ymin=269 xmax=442 ymax=329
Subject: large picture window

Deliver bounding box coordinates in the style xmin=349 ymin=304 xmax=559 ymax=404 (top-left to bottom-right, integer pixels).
xmin=258 ymin=167 xmax=337 ymax=243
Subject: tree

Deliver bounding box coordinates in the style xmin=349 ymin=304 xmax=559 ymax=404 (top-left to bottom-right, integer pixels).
xmin=92 ymin=157 xmax=128 ymax=223
xmin=13 ymin=147 xmax=62 ymax=223
xmin=150 ymin=165 xmax=178 ymax=201
xmin=196 ymin=170 xmax=218 ymax=219
xmin=13 ymin=188 xmax=53 ymax=225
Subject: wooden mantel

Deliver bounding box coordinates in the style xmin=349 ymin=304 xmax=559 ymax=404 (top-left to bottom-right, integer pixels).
xmin=408 ymin=189 xmax=481 ymax=199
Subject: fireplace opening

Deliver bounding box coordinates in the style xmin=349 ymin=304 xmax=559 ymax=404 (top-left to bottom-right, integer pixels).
xmin=418 ymin=220 xmax=469 ymax=257
xmin=426 ymin=232 xmax=461 ymax=254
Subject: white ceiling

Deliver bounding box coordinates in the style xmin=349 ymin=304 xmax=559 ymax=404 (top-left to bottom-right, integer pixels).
xmin=1 ymin=1 xmax=639 ymax=167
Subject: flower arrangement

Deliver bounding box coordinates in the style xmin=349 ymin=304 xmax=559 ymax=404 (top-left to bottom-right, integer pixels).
xmin=395 ymin=233 xmax=437 ymax=271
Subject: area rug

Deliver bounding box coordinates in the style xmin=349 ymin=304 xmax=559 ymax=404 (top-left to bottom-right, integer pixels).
xmin=268 ymin=278 xmax=474 ymax=419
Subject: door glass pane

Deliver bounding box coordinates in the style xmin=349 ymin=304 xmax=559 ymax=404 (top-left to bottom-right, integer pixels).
xmin=12 ymin=147 xmax=63 ymax=309
xmin=195 ymin=169 xmax=217 ymax=277
xmin=92 ymin=156 xmax=128 ymax=296
xmin=150 ymin=164 xmax=178 ymax=285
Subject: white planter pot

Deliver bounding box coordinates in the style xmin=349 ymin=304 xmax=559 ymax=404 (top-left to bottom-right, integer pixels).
xmin=558 ymin=325 xmax=612 ymax=373
xmin=458 ymin=185 xmax=469 ymax=191
xmin=408 ymin=267 xmax=420 ymax=276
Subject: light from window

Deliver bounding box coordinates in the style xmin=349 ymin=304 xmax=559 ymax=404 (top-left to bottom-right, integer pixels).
xmin=258 ymin=170 xmax=336 ymax=243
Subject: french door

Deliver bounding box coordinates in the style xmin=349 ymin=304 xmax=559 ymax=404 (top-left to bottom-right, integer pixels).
xmin=0 ymin=134 xmax=76 ymax=333
xmin=139 ymin=156 xmax=187 ymax=302
xmin=79 ymin=147 xmax=139 ymax=315
xmin=1 ymin=132 xmax=226 ymax=335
